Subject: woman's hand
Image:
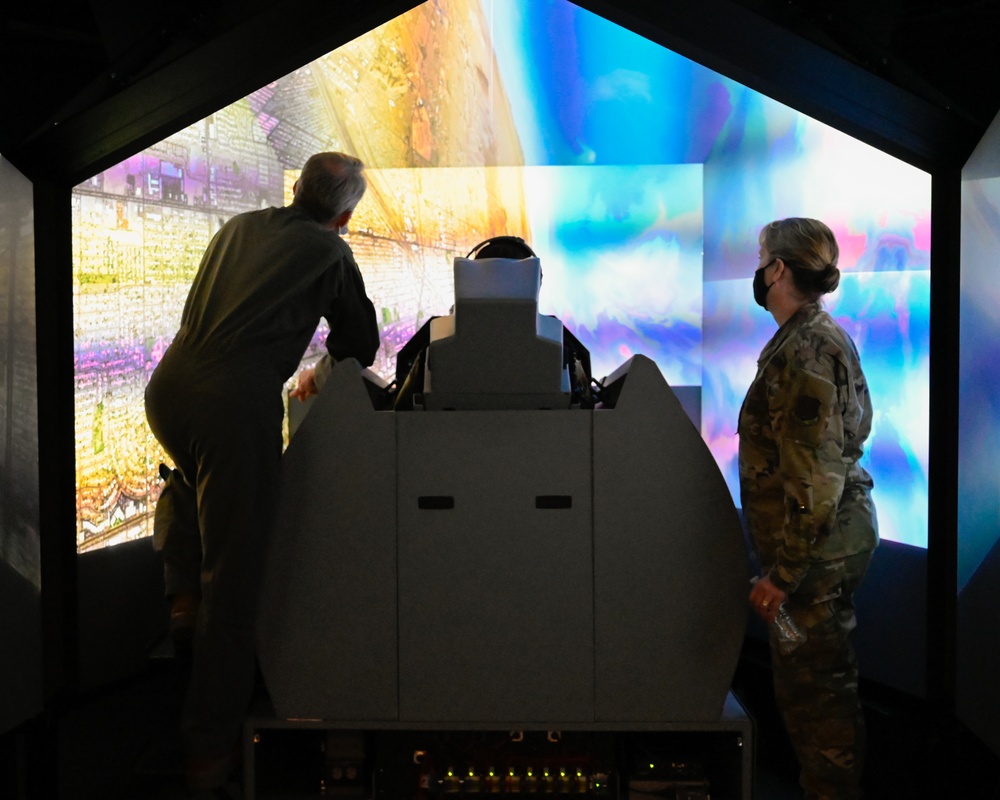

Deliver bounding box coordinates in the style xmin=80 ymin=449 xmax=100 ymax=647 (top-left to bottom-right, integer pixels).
xmin=749 ymin=574 xmax=788 ymax=624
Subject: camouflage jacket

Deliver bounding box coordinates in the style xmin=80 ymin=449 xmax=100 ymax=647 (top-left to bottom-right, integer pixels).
xmin=738 ymin=302 xmax=879 ymax=594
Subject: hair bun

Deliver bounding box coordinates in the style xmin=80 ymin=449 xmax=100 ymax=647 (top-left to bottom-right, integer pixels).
xmin=818 ymin=263 xmax=841 ymax=294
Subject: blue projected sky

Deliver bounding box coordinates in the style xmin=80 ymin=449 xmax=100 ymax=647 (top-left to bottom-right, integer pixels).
xmin=487 ymin=0 xmax=728 ymax=166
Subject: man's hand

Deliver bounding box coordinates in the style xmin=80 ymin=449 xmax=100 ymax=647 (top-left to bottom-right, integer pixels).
xmin=749 ymin=574 xmax=788 ymax=625
xmin=290 ymin=367 xmax=318 ymax=402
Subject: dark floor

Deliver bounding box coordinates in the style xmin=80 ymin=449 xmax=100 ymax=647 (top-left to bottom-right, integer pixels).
xmin=3 ymin=641 xmax=1000 ymax=800
xmin=731 ymin=640 xmax=1000 ymax=800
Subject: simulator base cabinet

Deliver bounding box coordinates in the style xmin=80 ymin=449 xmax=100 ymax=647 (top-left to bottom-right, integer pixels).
xmin=258 ymin=375 xmax=748 ymax=722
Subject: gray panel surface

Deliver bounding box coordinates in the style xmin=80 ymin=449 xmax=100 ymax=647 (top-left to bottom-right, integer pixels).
xmin=258 ymin=361 xmax=398 ymax=721
xmin=397 ymin=411 xmax=593 ymax=722
xmin=593 ymin=356 xmax=747 ymax=721
xmin=259 ymin=355 xmax=747 ymax=728
xmin=0 ymin=155 xmax=42 ymax=735
xmin=426 ymin=303 xmax=563 ymax=395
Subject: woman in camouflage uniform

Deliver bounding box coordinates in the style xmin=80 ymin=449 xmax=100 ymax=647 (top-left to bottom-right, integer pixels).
xmin=739 ymin=217 xmax=879 ymax=800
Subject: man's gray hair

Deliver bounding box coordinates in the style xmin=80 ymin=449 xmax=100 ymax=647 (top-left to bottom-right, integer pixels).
xmin=294 ymin=152 xmax=367 ymax=223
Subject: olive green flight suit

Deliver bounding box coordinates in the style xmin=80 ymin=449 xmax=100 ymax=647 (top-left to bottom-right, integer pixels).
xmin=145 ymin=204 xmax=379 ymax=765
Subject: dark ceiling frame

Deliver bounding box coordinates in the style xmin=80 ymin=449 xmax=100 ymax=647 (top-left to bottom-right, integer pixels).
xmin=5 ymin=0 xmax=987 ymax=184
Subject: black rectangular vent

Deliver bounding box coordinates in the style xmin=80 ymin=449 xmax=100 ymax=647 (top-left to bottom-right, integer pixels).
xmin=418 ymin=495 xmax=455 ymax=510
xmin=535 ymin=495 xmax=572 ymax=509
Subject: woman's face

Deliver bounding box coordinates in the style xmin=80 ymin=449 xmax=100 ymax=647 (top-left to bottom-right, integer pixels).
xmin=753 ymin=245 xmax=778 ymax=309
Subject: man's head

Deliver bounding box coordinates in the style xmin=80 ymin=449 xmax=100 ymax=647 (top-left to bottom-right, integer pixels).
xmin=467 ymin=235 xmax=536 ymax=260
xmin=467 ymin=236 xmax=541 ymax=284
xmin=293 ymin=152 xmax=366 ymax=230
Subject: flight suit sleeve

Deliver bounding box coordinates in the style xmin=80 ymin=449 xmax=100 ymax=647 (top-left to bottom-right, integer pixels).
xmin=768 ymin=365 xmax=846 ymax=593
xmin=323 ymin=252 xmax=380 ymax=368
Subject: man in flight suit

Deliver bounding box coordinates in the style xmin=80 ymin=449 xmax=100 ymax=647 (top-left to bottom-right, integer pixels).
xmin=144 ymin=151 xmax=380 ymax=793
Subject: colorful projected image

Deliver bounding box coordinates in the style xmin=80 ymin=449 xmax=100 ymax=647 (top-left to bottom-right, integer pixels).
xmin=72 ymin=0 xmax=931 ymax=553
xmin=703 ymin=271 xmax=930 ymax=548
xmin=700 ymin=116 xmax=932 ymax=549
xmin=333 ymin=164 xmax=534 ymax=377
xmin=324 ymin=162 xmax=705 ymax=388
xmin=526 ymin=164 xmax=704 ymax=386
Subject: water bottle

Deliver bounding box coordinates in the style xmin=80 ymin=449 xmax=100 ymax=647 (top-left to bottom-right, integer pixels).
xmin=751 ymin=576 xmax=807 ymax=654
xmin=772 ymin=603 xmax=807 ymax=654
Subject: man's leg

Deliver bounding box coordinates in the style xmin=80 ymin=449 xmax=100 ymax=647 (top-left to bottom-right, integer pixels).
xmin=147 ymin=357 xmax=205 ymax=655
xmin=181 ymin=395 xmax=282 ymax=790
xmin=153 ymin=465 xmax=203 ymax=652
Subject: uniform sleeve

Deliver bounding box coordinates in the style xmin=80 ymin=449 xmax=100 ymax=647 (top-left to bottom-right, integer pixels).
xmin=767 ymin=357 xmax=847 ymax=593
xmin=323 ymin=253 xmax=380 ymax=367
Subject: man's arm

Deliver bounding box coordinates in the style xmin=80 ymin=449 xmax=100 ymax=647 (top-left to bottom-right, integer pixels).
xmin=292 ymin=252 xmax=380 ymax=402
xmin=325 ymin=255 xmax=380 ymax=367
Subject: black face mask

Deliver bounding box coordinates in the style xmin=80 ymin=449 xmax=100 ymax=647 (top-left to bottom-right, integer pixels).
xmin=753 ymin=259 xmax=777 ymax=308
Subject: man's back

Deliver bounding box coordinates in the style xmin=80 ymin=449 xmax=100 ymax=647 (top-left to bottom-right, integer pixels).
xmin=172 ymin=205 xmax=377 ymax=382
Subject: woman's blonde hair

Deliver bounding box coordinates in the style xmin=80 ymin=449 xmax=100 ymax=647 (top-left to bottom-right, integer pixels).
xmin=759 ymin=217 xmax=841 ymax=299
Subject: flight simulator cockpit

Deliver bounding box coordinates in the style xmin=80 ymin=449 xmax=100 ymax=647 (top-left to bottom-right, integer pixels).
xmin=254 ymin=242 xmax=751 ymax=798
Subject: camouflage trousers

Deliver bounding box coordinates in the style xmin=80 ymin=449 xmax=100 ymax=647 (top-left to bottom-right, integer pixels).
xmin=771 ymin=551 xmax=874 ymax=800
